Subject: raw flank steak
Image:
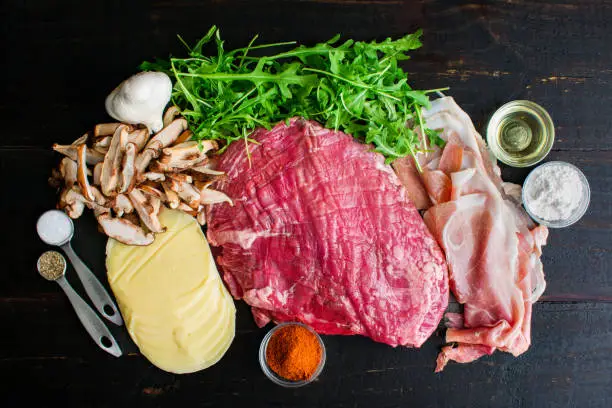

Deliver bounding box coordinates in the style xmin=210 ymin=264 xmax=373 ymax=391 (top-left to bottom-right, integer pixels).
xmin=207 ymin=118 xmax=448 ymax=347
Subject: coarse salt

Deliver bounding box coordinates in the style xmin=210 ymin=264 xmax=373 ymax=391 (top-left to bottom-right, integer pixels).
xmin=37 ymin=210 xmax=73 ymax=245
xmin=524 ymin=164 xmax=584 ymax=221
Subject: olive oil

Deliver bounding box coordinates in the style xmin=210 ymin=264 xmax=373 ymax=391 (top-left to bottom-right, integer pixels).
xmin=486 ymin=100 xmax=554 ymax=167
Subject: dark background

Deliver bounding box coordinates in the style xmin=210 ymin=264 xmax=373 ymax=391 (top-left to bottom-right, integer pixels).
xmin=1 ymin=1 xmax=611 ymax=407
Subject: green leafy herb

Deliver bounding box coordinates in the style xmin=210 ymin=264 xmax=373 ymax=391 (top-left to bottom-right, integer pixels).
xmin=141 ymin=26 xmax=447 ymax=166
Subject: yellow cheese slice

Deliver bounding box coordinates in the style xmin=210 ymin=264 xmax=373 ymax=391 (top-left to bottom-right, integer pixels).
xmin=106 ymin=209 xmax=236 ymax=374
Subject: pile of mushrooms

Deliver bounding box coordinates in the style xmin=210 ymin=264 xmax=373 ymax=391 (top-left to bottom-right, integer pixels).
xmin=50 ymin=106 xmax=232 ymax=246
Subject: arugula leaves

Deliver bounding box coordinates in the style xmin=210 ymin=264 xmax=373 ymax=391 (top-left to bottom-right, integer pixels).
xmin=141 ymin=26 xmax=446 ymax=164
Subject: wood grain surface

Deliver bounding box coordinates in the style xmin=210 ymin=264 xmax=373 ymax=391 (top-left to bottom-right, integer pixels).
xmin=2 ymin=1 xmax=611 ymax=407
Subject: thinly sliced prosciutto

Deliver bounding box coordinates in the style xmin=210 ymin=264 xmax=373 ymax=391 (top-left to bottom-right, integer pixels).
xmin=394 ymin=97 xmax=548 ymax=371
xmin=391 ymin=157 xmax=431 ymax=209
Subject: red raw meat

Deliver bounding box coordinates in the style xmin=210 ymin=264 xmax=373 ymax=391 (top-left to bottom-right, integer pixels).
xmin=207 ymin=118 xmax=449 ymax=347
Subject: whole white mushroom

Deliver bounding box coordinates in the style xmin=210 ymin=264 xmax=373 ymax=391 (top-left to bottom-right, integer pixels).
xmin=105 ymin=72 xmax=172 ymax=133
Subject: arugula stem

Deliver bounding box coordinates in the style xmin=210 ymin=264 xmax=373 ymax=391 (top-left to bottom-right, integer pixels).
xmin=170 ymin=59 xmax=212 ymax=110
xmin=177 ymin=35 xmax=192 ymax=53
xmin=231 ymin=41 xmax=297 ymax=53
xmin=407 ymin=144 xmax=423 ymax=173
xmin=237 ymin=35 xmax=259 ymax=68
xmin=176 ymin=71 xmax=311 ymax=85
xmin=303 ymin=68 xmax=401 ymax=101
xmin=145 ymin=28 xmax=443 ymax=163
xmin=423 ymin=87 xmax=450 ymax=94
xmin=414 ymin=102 xmax=428 ymax=151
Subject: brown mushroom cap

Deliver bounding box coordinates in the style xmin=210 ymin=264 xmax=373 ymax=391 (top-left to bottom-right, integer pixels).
xmin=128 ymin=188 xmax=165 ymax=233
xmin=97 ymin=213 xmax=154 ymax=246
xmin=52 ymin=106 xmax=231 ymax=246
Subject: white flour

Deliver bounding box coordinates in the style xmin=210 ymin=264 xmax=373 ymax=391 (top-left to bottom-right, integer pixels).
xmin=524 ymin=164 xmax=584 ymax=221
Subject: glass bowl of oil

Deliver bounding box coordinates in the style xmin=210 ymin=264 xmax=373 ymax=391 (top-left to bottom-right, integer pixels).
xmin=486 ymin=100 xmax=555 ymax=167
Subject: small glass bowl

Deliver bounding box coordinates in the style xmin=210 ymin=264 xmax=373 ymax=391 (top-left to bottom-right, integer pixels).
xmin=259 ymin=322 xmax=326 ymax=388
xmin=486 ymin=100 xmax=555 ymax=167
xmin=522 ymin=161 xmax=590 ymax=228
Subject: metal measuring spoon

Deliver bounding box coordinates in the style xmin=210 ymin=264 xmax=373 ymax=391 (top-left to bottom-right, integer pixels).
xmin=36 ymin=210 xmax=123 ymax=326
xmin=37 ymin=251 xmax=122 ymax=357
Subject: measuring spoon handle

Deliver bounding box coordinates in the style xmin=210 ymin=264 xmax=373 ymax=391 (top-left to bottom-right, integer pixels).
xmin=56 ymin=277 xmax=122 ymax=357
xmin=61 ymin=243 xmax=123 ymax=326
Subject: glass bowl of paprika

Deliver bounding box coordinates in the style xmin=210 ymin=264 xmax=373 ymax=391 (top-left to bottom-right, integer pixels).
xmin=259 ymin=322 xmax=326 ymax=387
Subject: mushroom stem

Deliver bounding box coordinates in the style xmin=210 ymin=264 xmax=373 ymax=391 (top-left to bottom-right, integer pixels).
xmin=158 ymin=141 xmax=214 ymax=171
xmin=118 ymin=143 xmax=136 ymax=194
xmin=127 ymin=128 xmax=149 ymax=152
xmin=175 ymin=129 xmax=193 ymax=144
xmin=161 ymin=181 xmax=180 ymax=209
xmin=100 ymin=124 xmax=128 ymax=196
xmin=59 ymin=186 xmax=86 ymax=219
xmin=53 ymin=144 xmax=105 ymax=165
xmin=177 ymin=202 xmax=197 ymax=217
xmin=190 ymin=163 xmax=225 ymax=176
xmin=139 ymin=184 xmax=165 ymax=200
xmin=93 ymin=136 xmax=111 ymax=155
xmin=199 ymin=187 xmax=233 ymax=206
xmin=163 ymin=106 xmax=181 ymax=128
xmin=85 ymin=186 xmax=110 ymax=217
xmin=93 ymin=162 xmax=103 ymax=186
xmin=197 ymin=208 xmax=207 ymax=225
xmin=59 ymin=157 xmax=78 ymax=188
xmin=134 ymin=118 xmax=188 ymax=173
xmin=111 ymin=193 xmax=134 ymax=217
xmin=167 ymin=173 xmax=193 ymax=184
xmin=169 ymin=179 xmax=201 ymax=209
xmin=76 ymin=144 xmax=95 ymax=202
xmin=72 ymin=134 xmax=88 ymax=146
xmin=94 ymin=123 xmax=121 ymax=137
xmin=142 ymin=172 xmax=165 ymax=182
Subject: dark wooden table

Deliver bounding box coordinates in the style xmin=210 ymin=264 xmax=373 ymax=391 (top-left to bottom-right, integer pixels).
xmin=2 ymin=1 xmax=611 ymax=407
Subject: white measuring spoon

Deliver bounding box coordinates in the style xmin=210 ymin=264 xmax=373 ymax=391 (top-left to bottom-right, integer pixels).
xmin=36 ymin=210 xmax=123 ymax=326
xmin=37 ymin=251 xmax=122 ymax=357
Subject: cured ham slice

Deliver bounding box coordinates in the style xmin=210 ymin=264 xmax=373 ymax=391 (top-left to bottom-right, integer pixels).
xmin=391 ymin=157 xmax=431 ymax=209
xmin=394 ymin=97 xmax=547 ymax=371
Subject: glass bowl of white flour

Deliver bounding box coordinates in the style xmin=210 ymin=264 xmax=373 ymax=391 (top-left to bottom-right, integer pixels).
xmin=522 ymin=161 xmax=590 ymax=228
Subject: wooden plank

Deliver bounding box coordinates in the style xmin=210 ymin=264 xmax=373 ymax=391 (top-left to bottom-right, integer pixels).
xmin=503 ymin=150 xmax=612 ymax=297
xmin=1 ymin=301 xmax=611 ymax=407
xmin=2 ymin=0 xmax=611 ymax=407
xmin=2 ymin=0 xmax=611 ymax=149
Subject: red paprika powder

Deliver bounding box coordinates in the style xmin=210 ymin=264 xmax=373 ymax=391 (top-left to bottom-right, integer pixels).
xmin=265 ymin=324 xmax=323 ymax=381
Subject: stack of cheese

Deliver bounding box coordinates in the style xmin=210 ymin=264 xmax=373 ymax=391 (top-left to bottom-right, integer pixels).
xmin=106 ymin=209 xmax=235 ymax=374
